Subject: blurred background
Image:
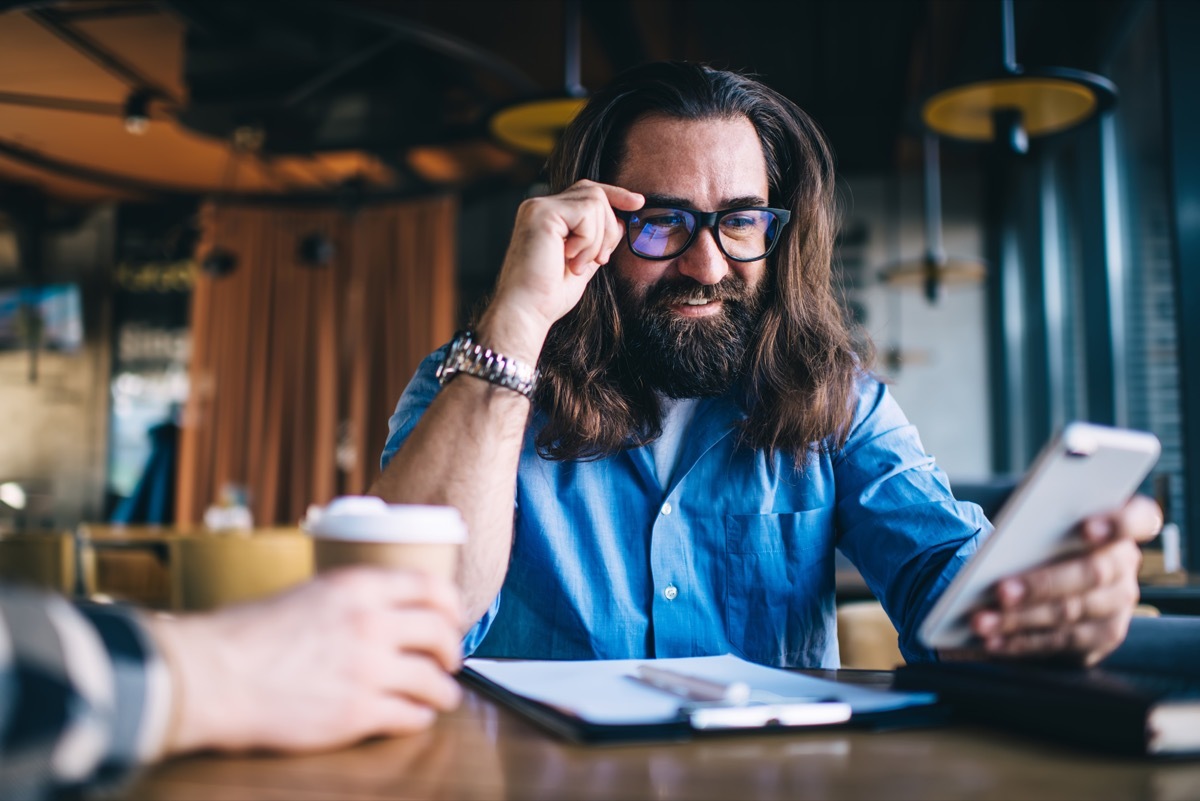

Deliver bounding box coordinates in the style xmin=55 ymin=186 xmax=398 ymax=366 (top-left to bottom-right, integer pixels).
xmin=0 ymin=0 xmax=1196 ymax=621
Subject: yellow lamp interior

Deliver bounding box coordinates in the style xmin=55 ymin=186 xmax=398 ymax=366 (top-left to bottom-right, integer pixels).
xmin=881 ymin=258 xmax=987 ymax=286
xmin=923 ymin=78 xmax=1098 ymax=141
xmin=490 ymin=97 xmax=588 ymax=156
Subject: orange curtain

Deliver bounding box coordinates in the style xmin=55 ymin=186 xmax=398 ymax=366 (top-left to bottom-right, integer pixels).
xmin=177 ymin=196 xmax=458 ymax=526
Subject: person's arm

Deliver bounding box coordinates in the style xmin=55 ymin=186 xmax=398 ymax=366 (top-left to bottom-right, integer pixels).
xmin=834 ymin=378 xmax=1160 ymax=666
xmin=0 ymin=567 xmax=463 ymax=798
xmin=142 ymin=567 xmax=463 ymax=755
xmin=369 ymin=181 xmax=643 ymax=626
xmin=0 ymin=584 xmax=172 ymax=800
xmin=832 ymin=378 xmax=991 ymax=664
xmin=968 ymin=496 xmax=1160 ymax=665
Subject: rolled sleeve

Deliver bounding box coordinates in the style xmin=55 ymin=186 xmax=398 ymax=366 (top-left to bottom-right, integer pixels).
xmin=380 ymin=347 xmax=448 ymax=473
xmin=833 ymin=378 xmax=992 ymax=663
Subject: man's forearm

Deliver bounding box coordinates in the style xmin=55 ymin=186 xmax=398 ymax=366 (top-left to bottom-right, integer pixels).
xmin=369 ymin=313 xmax=542 ymax=625
xmin=369 ymin=175 xmax=630 ymax=625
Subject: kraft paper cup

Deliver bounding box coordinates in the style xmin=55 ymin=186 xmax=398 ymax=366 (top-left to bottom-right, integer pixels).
xmin=302 ymin=496 xmax=466 ymax=582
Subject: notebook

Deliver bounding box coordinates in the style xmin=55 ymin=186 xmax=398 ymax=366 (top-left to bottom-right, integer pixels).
xmin=894 ymin=660 xmax=1200 ymax=756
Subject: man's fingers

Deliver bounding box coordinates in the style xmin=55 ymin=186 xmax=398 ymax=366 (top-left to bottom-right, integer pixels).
xmin=1001 ymin=538 xmax=1139 ymax=605
xmin=984 ymin=579 xmax=1138 ymax=634
xmin=563 ymin=213 xmax=601 ymax=269
xmin=559 ymin=183 xmax=638 ymax=274
xmin=982 ymin=615 xmax=1128 ymax=665
xmin=383 ymin=654 xmax=463 ymax=711
xmin=379 ymin=570 xmax=462 ymax=623
xmin=1115 ymin=494 xmax=1164 ymax=544
xmin=1080 ymin=494 xmax=1162 ymax=545
xmin=366 ymin=695 xmax=439 ymax=737
xmin=599 ymin=183 xmax=644 ymax=211
xmin=389 ymin=608 xmax=463 ymax=672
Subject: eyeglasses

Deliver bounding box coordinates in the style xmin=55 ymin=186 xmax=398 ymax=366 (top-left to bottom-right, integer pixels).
xmin=613 ymin=205 xmax=792 ymax=262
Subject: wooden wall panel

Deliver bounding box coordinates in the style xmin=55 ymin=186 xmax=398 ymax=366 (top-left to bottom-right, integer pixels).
xmin=177 ymin=196 xmax=458 ymax=525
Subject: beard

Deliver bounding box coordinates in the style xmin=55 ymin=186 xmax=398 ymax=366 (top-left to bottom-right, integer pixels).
xmin=614 ymin=272 xmax=766 ymax=399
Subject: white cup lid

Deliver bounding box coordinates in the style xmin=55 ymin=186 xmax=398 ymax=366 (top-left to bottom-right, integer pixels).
xmin=302 ymin=496 xmax=467 ymax=543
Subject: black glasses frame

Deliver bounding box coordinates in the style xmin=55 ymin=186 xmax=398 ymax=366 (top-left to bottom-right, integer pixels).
xmin=613 ymin=205 xmax=793 ymax=262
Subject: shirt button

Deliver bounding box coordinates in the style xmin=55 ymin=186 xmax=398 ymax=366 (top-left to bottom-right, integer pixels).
xmin=663 ymin=584 xmax=679 ymax=601
xmin=661 ymin=502 xmax=672 ymax=515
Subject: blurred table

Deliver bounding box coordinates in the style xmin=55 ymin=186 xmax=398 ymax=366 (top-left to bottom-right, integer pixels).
xmin=128 ymin=670 xmax=1200 ymax=801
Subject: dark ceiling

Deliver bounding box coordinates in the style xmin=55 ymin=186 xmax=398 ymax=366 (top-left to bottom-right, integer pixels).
xmin=0 ymin=0 xmax=1140 ymax=201
xmin=168 ymin=0 xmax=934 ymax=173
xmin=170 ymin=0 xmax=1143 ymax=172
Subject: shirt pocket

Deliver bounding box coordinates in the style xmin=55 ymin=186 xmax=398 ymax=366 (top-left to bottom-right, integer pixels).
xmin=724 ymin=509 xmax=835 ymax=666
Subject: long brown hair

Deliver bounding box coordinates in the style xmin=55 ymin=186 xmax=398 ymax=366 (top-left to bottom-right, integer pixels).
xmin=533 ymin=62 xmax=870 ymax=462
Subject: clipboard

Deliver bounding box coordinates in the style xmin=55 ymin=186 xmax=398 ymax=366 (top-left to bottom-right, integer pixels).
xmin=461 ymin=654 xmax=940 ymax=744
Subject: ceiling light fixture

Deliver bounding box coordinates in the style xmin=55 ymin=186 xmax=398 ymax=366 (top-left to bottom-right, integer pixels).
xmin=298 ymin=232 xmax=335 ymax=267
xmin=122 ymin=89 xmax=153 ymax=135
xmin=921 ymin=0 xmax=1116 ymax=154
xmin=488 ymin=0 xmax=587 ymax=156
xmin=880 ymin=134 xmax=986 ymax=303
xmin=201 ymin=136 xmax=253 ymax=278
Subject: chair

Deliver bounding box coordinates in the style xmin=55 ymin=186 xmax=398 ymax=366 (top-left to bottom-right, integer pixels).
xmin=169 ymin=529 xmax=314 ymax=611
xmin=0 ymin=531 xmax=84 ymax=595
xmin=1102 ymin=615 xmax=1200 ymax=671
xmin=79 ymin=525 xmax=181 ymax=608
xmin=949 ymin=476 xmax=1019 ymax=519
xmin=836 ymin=600 xmax=905 ymax=670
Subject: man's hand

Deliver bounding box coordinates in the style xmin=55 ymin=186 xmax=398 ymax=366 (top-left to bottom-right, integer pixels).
xmin=146 ymin=567 xmax=464 ymax=756
xmin=479 ymin=180 xmax=643 ymax=362
xmin=969 ymin=494 xmax=1163 ymax=666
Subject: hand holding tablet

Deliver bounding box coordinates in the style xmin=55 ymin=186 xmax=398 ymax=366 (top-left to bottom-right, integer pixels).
xmin=920 ymin=423 xmax=1162 ymax=661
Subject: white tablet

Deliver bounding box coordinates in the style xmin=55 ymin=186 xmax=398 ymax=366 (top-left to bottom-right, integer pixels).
xmin=919 ymin=422 xmax=1161 ymax=651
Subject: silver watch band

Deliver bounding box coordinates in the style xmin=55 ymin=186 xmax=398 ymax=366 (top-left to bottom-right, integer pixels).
xmin=436 ymin=330 xmax=539 ymax=399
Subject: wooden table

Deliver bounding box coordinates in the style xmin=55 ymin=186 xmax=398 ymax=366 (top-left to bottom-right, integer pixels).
xmin=128 ymin=671 xmax=1200 ymax=801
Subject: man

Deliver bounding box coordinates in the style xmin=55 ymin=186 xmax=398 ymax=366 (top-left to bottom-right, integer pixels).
xmin=1 ymin=567 xmax=462 ymax=800
xmin=371 ymin=62 xmax=1160 ymax=668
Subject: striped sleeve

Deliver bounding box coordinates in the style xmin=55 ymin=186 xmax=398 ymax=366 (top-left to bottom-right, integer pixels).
xmin=0 ymin=585 xmax=173 ymax=801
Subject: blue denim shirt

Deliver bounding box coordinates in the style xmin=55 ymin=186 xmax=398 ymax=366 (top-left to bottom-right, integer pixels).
xmin=382 ymin=346 xmax=990 ymax=668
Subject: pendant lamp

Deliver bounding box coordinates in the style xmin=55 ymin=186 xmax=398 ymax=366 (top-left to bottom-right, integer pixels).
xmin=880 ymin=134 xmax=986 ymax=303
xmin=489 ymin=0 xmax=587 ymax=156
xmin=921 ymin=0 xmax=1116 ymax=154
xmin=875 ymin=175 xmax=931 ymax=374
xmin=201 ymin=128 xmax=260 ymax=277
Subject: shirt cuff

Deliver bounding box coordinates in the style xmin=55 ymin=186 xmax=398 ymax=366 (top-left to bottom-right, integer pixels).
xmin=74 ymin=603 xmax=174 ymax=765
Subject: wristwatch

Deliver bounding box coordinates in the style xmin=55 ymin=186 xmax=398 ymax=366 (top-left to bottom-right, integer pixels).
xmin=436 ymin=330 xmax=540 ymax=399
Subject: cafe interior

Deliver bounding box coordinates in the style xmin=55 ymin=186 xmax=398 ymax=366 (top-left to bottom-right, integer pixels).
xmin=1 ymin=0 xmax=1199 ymax=798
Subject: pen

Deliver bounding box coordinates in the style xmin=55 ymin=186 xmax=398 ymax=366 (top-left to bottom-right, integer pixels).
xmin=634 ymin=665 xmax=752 ymax=705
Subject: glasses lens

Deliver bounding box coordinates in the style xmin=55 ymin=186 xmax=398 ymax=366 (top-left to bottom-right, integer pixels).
xmin=717 ymin=209 xmax=780 ymax=260
xmin=626 ymin=208 xmax=697 ymax=259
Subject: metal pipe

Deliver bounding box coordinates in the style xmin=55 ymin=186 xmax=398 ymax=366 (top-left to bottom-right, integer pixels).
xmin=923 ymin=132 xmax=946 ymax=264
xmin=1002 ymin=0 xmax=1019 ymax=73
xmin=564 ymin=0 xmax=585 ymax=97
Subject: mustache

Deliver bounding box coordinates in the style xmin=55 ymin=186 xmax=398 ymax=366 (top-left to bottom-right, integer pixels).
xmin=642 ymin=274 xmax=754 ymax=311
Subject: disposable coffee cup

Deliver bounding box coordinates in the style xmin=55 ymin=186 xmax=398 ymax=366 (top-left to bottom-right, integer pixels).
xmin=303 ymin=496 xmax=466 ymax=581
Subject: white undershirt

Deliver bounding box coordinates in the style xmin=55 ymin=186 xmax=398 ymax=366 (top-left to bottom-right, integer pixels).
xmin=648 ymin=395 xmax=701 ymax=488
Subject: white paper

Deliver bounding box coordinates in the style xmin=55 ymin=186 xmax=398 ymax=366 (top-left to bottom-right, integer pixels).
xmin=466 ymin=654 xmax=934 ymax=726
